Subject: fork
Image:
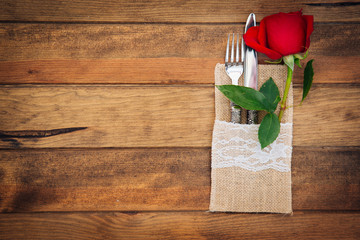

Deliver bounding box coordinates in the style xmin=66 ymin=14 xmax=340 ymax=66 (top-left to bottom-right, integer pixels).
xmin=225 ymin=33 xmax=243 ymax=123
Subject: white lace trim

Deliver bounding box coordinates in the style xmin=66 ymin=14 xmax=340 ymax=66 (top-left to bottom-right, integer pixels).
xmin=212 ymin=120 xmax=292 ymax=172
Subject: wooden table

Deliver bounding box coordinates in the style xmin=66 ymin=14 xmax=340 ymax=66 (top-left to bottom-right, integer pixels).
xmin=0 ymin=1 xmax=359 ymax=239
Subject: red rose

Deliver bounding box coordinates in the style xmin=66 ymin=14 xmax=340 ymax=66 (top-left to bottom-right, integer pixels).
xmin=243 ymin=10 xmax=314 ymax=60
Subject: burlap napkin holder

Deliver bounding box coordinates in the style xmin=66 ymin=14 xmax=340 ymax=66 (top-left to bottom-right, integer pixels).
xmin=209 ymin=64 xmax=293 ymax=213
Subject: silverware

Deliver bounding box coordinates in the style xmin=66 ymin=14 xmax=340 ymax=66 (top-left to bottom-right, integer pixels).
xmin=243 ymin=13 xmax=258 ymax=124
xmin=225 ymin=33 xmax=243 ymax=123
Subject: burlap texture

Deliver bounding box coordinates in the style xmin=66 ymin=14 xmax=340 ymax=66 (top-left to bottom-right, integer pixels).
xmin=209 ymin=64 xmax=293 ymax=213
xmin=214 ymin=64 xmax=292 ymax=123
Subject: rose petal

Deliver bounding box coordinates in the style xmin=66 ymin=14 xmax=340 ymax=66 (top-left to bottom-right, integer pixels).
xmin=303 ymin=14 xmax=314 ymax=50
xmin=265 ymin=12 xmax=306 ymax=56
xmin=244 ymin=10 xmax=314 ymax=59
xmin=258 ymin=17 xmax=267 ymax=47
xmin=244 ymin=27 xmax=282 ymax=60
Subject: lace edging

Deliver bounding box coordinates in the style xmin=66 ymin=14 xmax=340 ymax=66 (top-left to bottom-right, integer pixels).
xmin=212 ymin=120 xmax=292 ymax=172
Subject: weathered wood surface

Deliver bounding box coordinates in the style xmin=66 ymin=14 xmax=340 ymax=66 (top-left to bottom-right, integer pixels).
xmin=1 ymin=0 xmax=359 ymax=23
xmin=0 ymin=85 xmax=359 ymax=148
xmin=0 ymin=147 xmax=359 ymax=212
xmin=0 ymin=23 xmax=359 ymax=84
xmin=1 ymin=23 xmax=355 ymax=60
xmin=0 ymin=57 xmax=358 ymax=85
xmin=0 ymin=211 xmax=359 ymax=240
xmin=0 ymin=1 xmax=359 ymax=239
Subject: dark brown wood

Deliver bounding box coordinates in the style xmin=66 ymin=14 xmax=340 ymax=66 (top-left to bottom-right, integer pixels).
xmin=0 ymin=147 xmax=358 ymax=212
xmin=0 ymin=211 xmax=359 ymax=240
xmin=0 ymin=85 xmax=359 ymax=148
xmin=0 ymin=0 xmax=359 ymax=22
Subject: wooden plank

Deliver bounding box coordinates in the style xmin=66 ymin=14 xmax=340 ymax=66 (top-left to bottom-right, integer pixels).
xmin=0 ymin=85 xmax=359 ymax=148
xmin=0 ymin=58 xmax=220 ymax=85
xmin=0 ymin=85 xmax=214 ymax=148
xmin=0 ymin=147 xmax=358 ymax=212
xmin=0 ymin=23 xmax=357 ymax=60
xmin=0 ymin=0 xmax=359 ymax=22
xmin=0 ymin=148 xmax=210 ymax=212
xmin=292 ymin=147 xmax=360 ymax=210
xmin=0 ymin=56 xmax=358 ymax=84
xmin=0 ymin=23 xmax=358 ymax=84
xmin=293 ymin=84 xmax=360 ymax=147
xmin=0 ymin=211 xmax=359 ymax=240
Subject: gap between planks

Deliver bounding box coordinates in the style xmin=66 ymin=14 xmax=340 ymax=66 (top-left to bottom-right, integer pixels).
xmin=0 ymin=0 xmax=359 ymax=22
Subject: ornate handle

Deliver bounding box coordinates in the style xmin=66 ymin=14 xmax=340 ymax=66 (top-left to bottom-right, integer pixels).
xmin=246 ymin=110 xmax=258 ymax=124
xmin=230 ymin=102 xmax=241 ymax=123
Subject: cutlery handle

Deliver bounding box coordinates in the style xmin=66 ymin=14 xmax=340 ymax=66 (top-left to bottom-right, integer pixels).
xmin=230 ymin=102 xmax=241 ymax=123
xmin=247 ymin=110 xmax=258 ymax=124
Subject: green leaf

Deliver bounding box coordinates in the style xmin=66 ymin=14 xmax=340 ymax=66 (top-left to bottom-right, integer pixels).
xmin=294 ymin=58 xmax=301 ymax=68
xmin=258 ymin=112 xmax=280 ymax=149
xmin=283 ymin=55 xmax=294 ymax=71
xmin=216 ymin=85 xmax=270 ymax=111
xmin=264 ymin=57 xmax=283 ymax=64
xmin=259 ymin=77 xmax=281 ymax=112
xmin=294 ymin=50 xmax=309 ymax=60
xmin=301 ymin=59 xmax=314 ymax=103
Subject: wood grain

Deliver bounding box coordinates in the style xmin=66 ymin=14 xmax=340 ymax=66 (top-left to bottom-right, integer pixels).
xmin=0 ymin=211 xmax=359 ymax=240
xmin=0 ymin=56 xmax=358 ymax=84
xmin=0 ymin=0 xmax=359 ymax=22
xmin=0 ymin=85 xmax=214 ymax=148
xmin=0 ymin=1 xmax=358 ymax=238
xmin=0 ymin=85 xmax=359 ymax=148
xmin=0 ymin=23 xmax=358 ymax=84
xmin=0 ymin=147 xmax=358 ymax=212
xmin=0 ymin=23 xmax=358 ymax=60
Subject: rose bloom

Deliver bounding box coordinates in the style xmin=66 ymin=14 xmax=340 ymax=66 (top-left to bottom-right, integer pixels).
xmin=244 ymin=10 xmax=314 ymax=60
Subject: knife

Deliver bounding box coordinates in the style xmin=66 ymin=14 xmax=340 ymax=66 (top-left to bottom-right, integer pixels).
xmin=242 ymin=13 xmax=258 ymax=124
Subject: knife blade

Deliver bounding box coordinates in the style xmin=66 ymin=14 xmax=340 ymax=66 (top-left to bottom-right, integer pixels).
xmin=243 ymin=13 xmax=258 ymax=124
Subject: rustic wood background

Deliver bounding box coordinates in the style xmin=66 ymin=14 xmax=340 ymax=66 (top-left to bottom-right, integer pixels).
xmin=0 ymin=1 xmax=359 ymax=239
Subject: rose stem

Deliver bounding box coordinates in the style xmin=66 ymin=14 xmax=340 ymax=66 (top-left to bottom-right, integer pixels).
xmin=278 ymin=66 xmax=293 ymax=122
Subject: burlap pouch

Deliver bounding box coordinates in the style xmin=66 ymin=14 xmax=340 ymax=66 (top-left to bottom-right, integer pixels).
xmin=209 ymin=64 xmax=293 ymax=213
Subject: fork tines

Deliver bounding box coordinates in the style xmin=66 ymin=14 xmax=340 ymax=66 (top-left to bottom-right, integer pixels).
xmin=225 ymin=33 xmax=240 ymax=66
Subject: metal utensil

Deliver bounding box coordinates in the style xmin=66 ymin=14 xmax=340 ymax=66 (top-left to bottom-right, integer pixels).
xmin=225 ymin=33 xmax=243 ymax=123
xmin=243 ymin=13 xmax=258 ymax=124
